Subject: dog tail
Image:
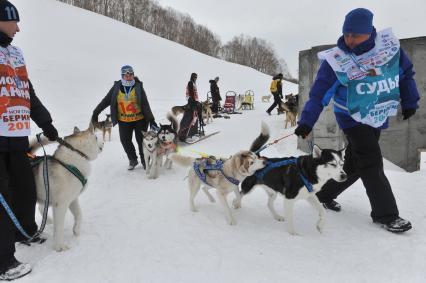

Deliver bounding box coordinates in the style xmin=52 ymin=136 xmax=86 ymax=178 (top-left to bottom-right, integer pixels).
xmin=167 ymin=112 xmax=179 ymax=133
xmin=28 ymin=135 xmax=53 ymax=154
xmin=169 ymin=153 xmax=194 ymax=167
xmin=240 ymin=175 xmax=258 ymax=195
xmin=250 ymin=121 xmax=270 ymax=153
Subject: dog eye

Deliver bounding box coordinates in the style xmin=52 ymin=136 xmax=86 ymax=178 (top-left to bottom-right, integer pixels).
xmin=328 ymin=163 xmax=337 ymax=167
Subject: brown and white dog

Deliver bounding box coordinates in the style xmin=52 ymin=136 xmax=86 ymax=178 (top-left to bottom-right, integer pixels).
xmin=93 ymin=114 xmax=112 ymax=141
xmin=170 ymin=122 xmax=269 ymax=225
xmin=280 ymin=94 xmax=298 ymax=128
xmin=201 ymin=100 xmax=213 ymax=124
xmin=171 ymin=105 xmax=187 ymax=117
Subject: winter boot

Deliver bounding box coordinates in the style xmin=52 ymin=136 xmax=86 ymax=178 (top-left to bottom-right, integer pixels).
xmin=377 ymin=217 xmax=412 ymax=233
xmin=128 ymin=159 xmax=138 ymax=170
xmin=322 ymin=200 xmax=342 ymax=212
xmin=15 ymin=234 xmax=47 ymax=246
xmin=0 ymin=257 xmax=32 ymax=281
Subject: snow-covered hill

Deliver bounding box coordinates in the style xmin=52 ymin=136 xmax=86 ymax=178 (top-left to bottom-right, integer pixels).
xmin=10 ymin=0 xmax=426 ymax=282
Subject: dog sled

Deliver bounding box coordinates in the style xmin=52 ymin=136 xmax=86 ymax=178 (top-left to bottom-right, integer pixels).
xmin=240 ymin=90 xmax=255 ymax=110
xmin=221 ymin=91 xmax=242 ymax=114
xmin=177 ymin=104 xmax=220 ymax=144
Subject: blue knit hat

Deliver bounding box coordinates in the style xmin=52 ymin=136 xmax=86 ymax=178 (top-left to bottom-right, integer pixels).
xmin=0 ymin=1 xmax=19 ymax=22
xmin=121 ymin=65 xmax=134 ymax=76
xmin=342 ymin=8 xmax=373 ymax=34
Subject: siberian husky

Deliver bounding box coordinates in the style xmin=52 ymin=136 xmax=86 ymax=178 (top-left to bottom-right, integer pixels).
xmin=170 ymin=122 xmax=269 ymax=225
xmin=30 ymin=122 xmax=104 ymax=251
xmin=240 ymin=143 xmax=347 ymax=235
xmin=142 ymin=130 xmax=161 ymax=179
xmin=171 ymin=105 xmax=187 ymax=117
xmin=201 ymin=100 xmax=213 ymax=124
xmin=93 ymin=113 xmax=112 ymax=141
xmin=158 ymin=113 xmax=179 ymax=169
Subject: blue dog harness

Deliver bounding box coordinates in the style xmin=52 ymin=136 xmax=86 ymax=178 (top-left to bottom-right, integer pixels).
xmin=193 ymin=158 xmax=240 ymax=186
xmin=254 ymin=158 xmax=313 ymax=193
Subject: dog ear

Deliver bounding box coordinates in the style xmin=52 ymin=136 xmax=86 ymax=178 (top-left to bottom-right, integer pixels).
xmin=312 ymin=144 xmax=322 ymax=158
xmin=88 ymin=121 xmax=95 ymax=133
xmin=74 ymin=126 xmax=81 ymax=134
xmin=340 ymin=147 xmax=346 ymax=160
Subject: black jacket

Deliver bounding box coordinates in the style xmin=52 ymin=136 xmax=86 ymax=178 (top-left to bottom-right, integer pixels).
xmin=93 ymin=78 xmax=155 ymax=126
xmin=0 ymin=80 xmax=53 ymax=151
xmin=209 ymin=80 xmax=221 ymax=102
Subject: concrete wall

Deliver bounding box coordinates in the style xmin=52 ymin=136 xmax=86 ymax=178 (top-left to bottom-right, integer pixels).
xmin=298 ymin=36 xmax=426 ymax=172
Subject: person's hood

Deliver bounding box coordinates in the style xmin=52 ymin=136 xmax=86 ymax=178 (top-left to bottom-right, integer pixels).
xmin=337 ymin=27 xmax=377 ymax=55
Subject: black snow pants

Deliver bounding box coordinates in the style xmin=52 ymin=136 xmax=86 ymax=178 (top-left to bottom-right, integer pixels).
xmin=118 ymin=119 xmax=148 ymax=162
xmin=316 ymin=125 xmax=399 ymax=223
xmin=0 ymin=152 xmax=38 ymax=266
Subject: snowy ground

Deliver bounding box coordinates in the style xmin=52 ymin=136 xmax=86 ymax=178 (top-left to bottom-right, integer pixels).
xmin=9 ymin=0 xmax=426 ymax=282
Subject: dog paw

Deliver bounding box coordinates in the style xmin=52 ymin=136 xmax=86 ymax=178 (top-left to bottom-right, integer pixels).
xmin=54 ymin=244 xmax=70 ymax=252
xmin=228 ymin=218 xmax=237 ymax=225
xmin=73 ymin=224 xmax=81 ymax=236
xmin=190 ymin=207 xmax=198 ymax=212
xmin=274 ymin=215 xmax=285 ymax=222
xmin=316 ymin=221 xmax=325 ymax=233
xmin=232 ymin=199 xmax=241 ymax=209
xmin=287 ymin=229 xmax=300 ymax=236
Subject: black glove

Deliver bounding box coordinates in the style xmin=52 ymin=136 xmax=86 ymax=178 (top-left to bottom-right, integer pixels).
xmin=91 ymin=114 xmax=98 ymax=123
xmin=402 ymin=108 xmax=416 ymax=120
xmin=294 ymin=124 xmax=312 ymax=139
xmin=42 ymin=123 xmax=59 ymax=141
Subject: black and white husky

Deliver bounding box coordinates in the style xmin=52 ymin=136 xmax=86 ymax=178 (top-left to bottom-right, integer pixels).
xmin=240 ymin=142 xmax=347 ymax=235
xmin=157 ymin=113 xmax=179 ymax=169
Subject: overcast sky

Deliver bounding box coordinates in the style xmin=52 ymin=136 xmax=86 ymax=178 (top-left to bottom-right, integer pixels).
xmin=159 ymin=0 xmax=426 ymax=77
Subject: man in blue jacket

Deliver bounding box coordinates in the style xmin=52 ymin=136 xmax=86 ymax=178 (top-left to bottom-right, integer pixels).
xmin=295 ymin=8 xmax=419 ymax=233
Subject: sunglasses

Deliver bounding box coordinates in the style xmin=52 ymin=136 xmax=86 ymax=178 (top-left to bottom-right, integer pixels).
xmin=122 ymin=71 xmax=134 ymax=76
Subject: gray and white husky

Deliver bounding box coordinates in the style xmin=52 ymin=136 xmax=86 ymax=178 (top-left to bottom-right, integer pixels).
xmin=30 ymin=122 xmax=103 ymax=251
xmin=142 ymin=130 xmax=161 ymax=179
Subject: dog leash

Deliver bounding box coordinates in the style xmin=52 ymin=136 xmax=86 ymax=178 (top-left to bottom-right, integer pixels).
xmin=255 ymin=133 xmax=295 ymax=154
xmin=0 ymin=133 xmax=51 ymax=244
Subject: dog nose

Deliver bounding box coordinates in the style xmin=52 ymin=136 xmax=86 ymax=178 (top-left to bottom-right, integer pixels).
xmin=340 ymin=173 xmax=347 ymax=180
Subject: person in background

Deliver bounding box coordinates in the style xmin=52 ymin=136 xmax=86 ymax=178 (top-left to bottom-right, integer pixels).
xmin=266 ymin=73 xmax=283 ymax=115
xmin=295 ymin=8 xmax=419 ymax=233
xmin=0 ymin=1 xmax=59 ymax=280
xmin=186 ymin=72 xmax=204 ymax=126
xmin=209 ymin=76 xmax=221 ymax=113
xmin=92 ymin=65 xmax=157 ymax=170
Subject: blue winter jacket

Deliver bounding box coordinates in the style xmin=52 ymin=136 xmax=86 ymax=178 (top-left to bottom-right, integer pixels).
xmin=298 ymin=29 xmax=420 ymax=130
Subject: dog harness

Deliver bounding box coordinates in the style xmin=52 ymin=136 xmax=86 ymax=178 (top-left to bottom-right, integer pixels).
xmin=30 ymin=156 xmax=88 ymax=187
xmin=193 ymin=158 xmax=240 ymax=186
xmin=254 ymin=158 xmax=313 ymax=193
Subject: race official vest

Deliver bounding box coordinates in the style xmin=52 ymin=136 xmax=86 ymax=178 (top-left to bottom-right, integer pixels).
xmin=116 ymin=87 xmax=143 ymax=122
xmin=318 ymin=28 xmax=400 ymax=127
xmin=186 ymin=82 xmax=198 ymax=101
xmin=0 ymin=45 xmax=31 ymax=137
